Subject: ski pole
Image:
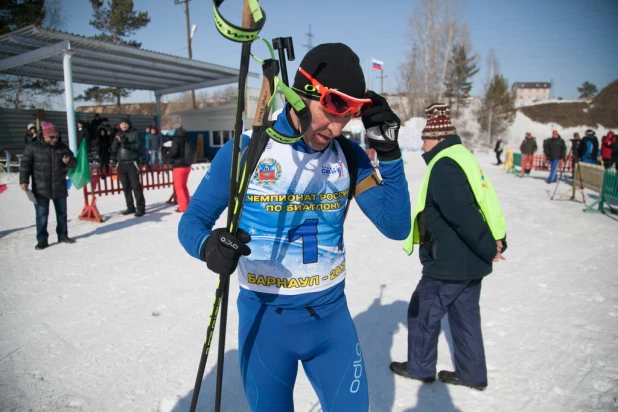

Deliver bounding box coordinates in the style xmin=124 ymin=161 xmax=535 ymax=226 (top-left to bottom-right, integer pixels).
xmin=272 ymin=36 xmax=295 ymax=86
xmin=189 ymin=2 xmax=265 ymax=411
xmin=214 ymin=2 xmax=259 ymax=410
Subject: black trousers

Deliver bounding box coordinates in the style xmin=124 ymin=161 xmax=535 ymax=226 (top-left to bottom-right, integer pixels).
xmin=99 ymin=149 xmax=110 ymax=172
xmin=117 ymin=162 xmax=145 ymax=212
xmin=406 ymin=276 xmax=487 ymax=386
xmin=496 ymin=150 xmax=503 ymax=165
xmin=602 ymin=159 xmax=614 ymax=170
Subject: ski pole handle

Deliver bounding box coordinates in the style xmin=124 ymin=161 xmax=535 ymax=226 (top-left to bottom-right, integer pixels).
xmin=272 ymin=37 xmax=294 ymax=86
xmin=253 ymin=59 xmax=279 ymax=127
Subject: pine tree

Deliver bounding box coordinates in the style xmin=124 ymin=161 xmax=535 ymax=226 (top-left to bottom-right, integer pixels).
xmin=0 ymin=0 xmax=64 ymax=109
xmin=80 ymin=0 xmax=151 ymax=109
xmin=478 ymin=74 xmax=516 ymax=143
xmin=577 ymin=81 xmax=598 ymax=98
xmin=443 ymin=44 xmax=479 ymax=117
xmin=0 ymin=0 xmax=46 ymax=35
xmin=89 ymin=0 xmax=150 ymax=47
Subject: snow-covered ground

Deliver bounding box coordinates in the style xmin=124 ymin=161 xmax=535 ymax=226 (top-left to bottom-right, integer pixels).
xmin=1 ymin=153 xmax=617 ymax=412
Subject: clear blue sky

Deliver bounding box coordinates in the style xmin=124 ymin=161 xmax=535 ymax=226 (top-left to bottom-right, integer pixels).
xmin=59 ymin=0 xmax=618 ymax=103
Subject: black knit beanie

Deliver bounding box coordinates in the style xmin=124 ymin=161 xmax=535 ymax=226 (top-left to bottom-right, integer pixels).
xmin=292 ymin=43 xmax=366 ymax=100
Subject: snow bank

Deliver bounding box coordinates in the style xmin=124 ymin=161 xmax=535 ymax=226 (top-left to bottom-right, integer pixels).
xmin=504 ymin=111 xmax=612 ymax=149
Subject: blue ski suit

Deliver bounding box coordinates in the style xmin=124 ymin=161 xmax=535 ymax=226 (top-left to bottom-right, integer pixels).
xmin=178 ymin=108 xmax=411 ymax=411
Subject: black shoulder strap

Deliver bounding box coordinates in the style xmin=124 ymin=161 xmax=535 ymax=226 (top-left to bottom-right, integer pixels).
xmin=335 ymin=135 xmax=357 ymax=200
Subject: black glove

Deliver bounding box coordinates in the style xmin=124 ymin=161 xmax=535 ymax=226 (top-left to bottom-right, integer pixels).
xmin=361 ymin=90 xmax=401 ymax=161
xmin=500 ymin=235 xmax=508 ymax=254
xmin=200 ymin=228 xmax=251 ymax=276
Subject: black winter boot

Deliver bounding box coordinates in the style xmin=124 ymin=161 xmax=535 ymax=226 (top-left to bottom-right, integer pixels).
xmin=438 ymin=370 xmax=486 ymax=391
xmin=389 ymin=362 xmax=435 ymax=383
xmin=122 ymin=208 xmax=136 ymax=215
xmin=35 ymin=241 xmax=49 ymax=250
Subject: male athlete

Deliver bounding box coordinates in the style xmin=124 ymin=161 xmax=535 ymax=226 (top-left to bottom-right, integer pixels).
xmin=178 ymin=43 xmax=411 ymax=411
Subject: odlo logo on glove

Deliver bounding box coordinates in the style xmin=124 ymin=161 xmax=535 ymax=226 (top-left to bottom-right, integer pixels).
xmin=200 ymin=228 xmax=252 ymax=277
xmin=220 ymin=235 xmax=239 ymax=250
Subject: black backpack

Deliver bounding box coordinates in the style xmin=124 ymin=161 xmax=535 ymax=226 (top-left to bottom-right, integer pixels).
xmin=183 ymin=139 xmax=196 ymax=165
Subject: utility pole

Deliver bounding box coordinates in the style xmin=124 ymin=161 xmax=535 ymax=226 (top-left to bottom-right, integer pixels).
xmin=376 ymin=73 xmax=387 ymax=94
xmin=303 ymin=25 xmax=314 ymax=52
xmin=175 ymin=0 xmax=196 ymax=109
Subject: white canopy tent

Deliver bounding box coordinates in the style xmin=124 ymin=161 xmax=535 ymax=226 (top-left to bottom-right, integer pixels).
xmin=0 ymin=25 xmax=256 ymax=152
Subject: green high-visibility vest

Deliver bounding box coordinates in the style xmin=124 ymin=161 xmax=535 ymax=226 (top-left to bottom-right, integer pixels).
xmin=403 ymin=144 xmax=506 ymax=255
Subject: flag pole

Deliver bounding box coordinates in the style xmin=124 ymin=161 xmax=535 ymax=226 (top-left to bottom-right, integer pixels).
xmin=369 ymin=56 xmax=373 ymax=90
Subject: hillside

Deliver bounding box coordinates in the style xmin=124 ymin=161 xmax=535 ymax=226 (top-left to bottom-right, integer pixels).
xmin=519 ymin=79 xmax=618 ymax=129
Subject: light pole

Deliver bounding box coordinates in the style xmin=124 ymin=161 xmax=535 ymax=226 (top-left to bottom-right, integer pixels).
xmin=175 ymin=0 xmax=196 ymax=109
xmin=376 ymin=73 xmax=388 ymax=94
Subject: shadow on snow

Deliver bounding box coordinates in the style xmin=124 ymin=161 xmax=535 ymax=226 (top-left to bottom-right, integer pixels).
xmin=170 ymin=285 xmax=461 ymax=411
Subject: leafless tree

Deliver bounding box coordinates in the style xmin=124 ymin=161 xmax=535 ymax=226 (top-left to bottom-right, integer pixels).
xmin=483 ymin=48 xmax=501 ymax=143
xmin=43 ymin=0 xmax=65 ymax=30
xmin=485 ymin=48 xmax=500 ymax=88
xmin=196 ymin=86 xmax=237 ymax=107
xmin=436 ymin=1 xmax=465 ymax=101
xmin=399 ymin=0 xmax=469 ymax=110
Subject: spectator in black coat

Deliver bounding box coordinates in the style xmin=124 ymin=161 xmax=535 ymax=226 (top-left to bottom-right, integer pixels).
xmin=569 ymin=133 xmax=582 ymax=179
xmin=89 ymin=113 xmax=102 ymax=139
xmin=97 ymin=127 xmax=112 ymax=174
xmin=19 ymin=122 xmax=77 ymax=250
xmin=98 ymin=117 xmax=112 ymax=135
xmin=570 ymin=133 xmax=581 ymax=160
xmin=111 ymin=118 xmax=146 ymax=217
xmin=24 ymin=123 xmax=38 ymax=146
xmin=76 ymin=121 xmax=90 ymax=152
xmin=543 ymin=130 xmax=566 ymax=183
xmin=494 ymin=137 xmax=504 ymax=165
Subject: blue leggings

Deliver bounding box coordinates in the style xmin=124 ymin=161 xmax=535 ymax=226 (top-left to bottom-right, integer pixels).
xmin=237 ymin=293 xmax=368 ymax=412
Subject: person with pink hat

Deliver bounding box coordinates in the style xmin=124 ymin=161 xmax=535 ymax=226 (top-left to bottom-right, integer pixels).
xmin=20 ymin=122 xmax=77 ymax=250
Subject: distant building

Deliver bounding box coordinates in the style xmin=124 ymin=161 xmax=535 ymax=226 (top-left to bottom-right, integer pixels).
xmin=512 ymin=82 xmax=551 ymax=100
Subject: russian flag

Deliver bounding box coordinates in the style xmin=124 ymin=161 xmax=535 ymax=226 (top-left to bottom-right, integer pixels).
xmin=372 ymin=59 xmax=383 ymax=71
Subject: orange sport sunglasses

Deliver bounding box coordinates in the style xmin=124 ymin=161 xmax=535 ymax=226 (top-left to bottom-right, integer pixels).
xmin=298 ymin=67 xmax=372 ymax=118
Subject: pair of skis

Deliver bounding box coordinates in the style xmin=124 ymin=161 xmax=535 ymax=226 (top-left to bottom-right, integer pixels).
xmin=190 ymin=1 xmax=299 ymax=411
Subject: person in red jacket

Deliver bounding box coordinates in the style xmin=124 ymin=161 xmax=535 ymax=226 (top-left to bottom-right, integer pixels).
xmin=601 ymin=131 xmax=616 ymax=170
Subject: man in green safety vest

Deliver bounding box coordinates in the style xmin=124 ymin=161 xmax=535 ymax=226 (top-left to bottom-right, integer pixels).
xmin=390 ymin=103 xmax=507 ymax=391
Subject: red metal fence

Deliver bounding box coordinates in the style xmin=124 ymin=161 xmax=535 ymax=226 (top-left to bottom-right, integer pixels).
xmin=78 ymin=164 xmax=176 ymax=222
xmin=530 ymin=155 xmax=573 ymax=173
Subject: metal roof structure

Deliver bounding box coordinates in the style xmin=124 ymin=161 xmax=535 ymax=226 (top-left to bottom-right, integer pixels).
xmin=0 ymin=25 xmax=255 ymax=152
xmin=0 ymin=25 xmax=254 ymax=96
